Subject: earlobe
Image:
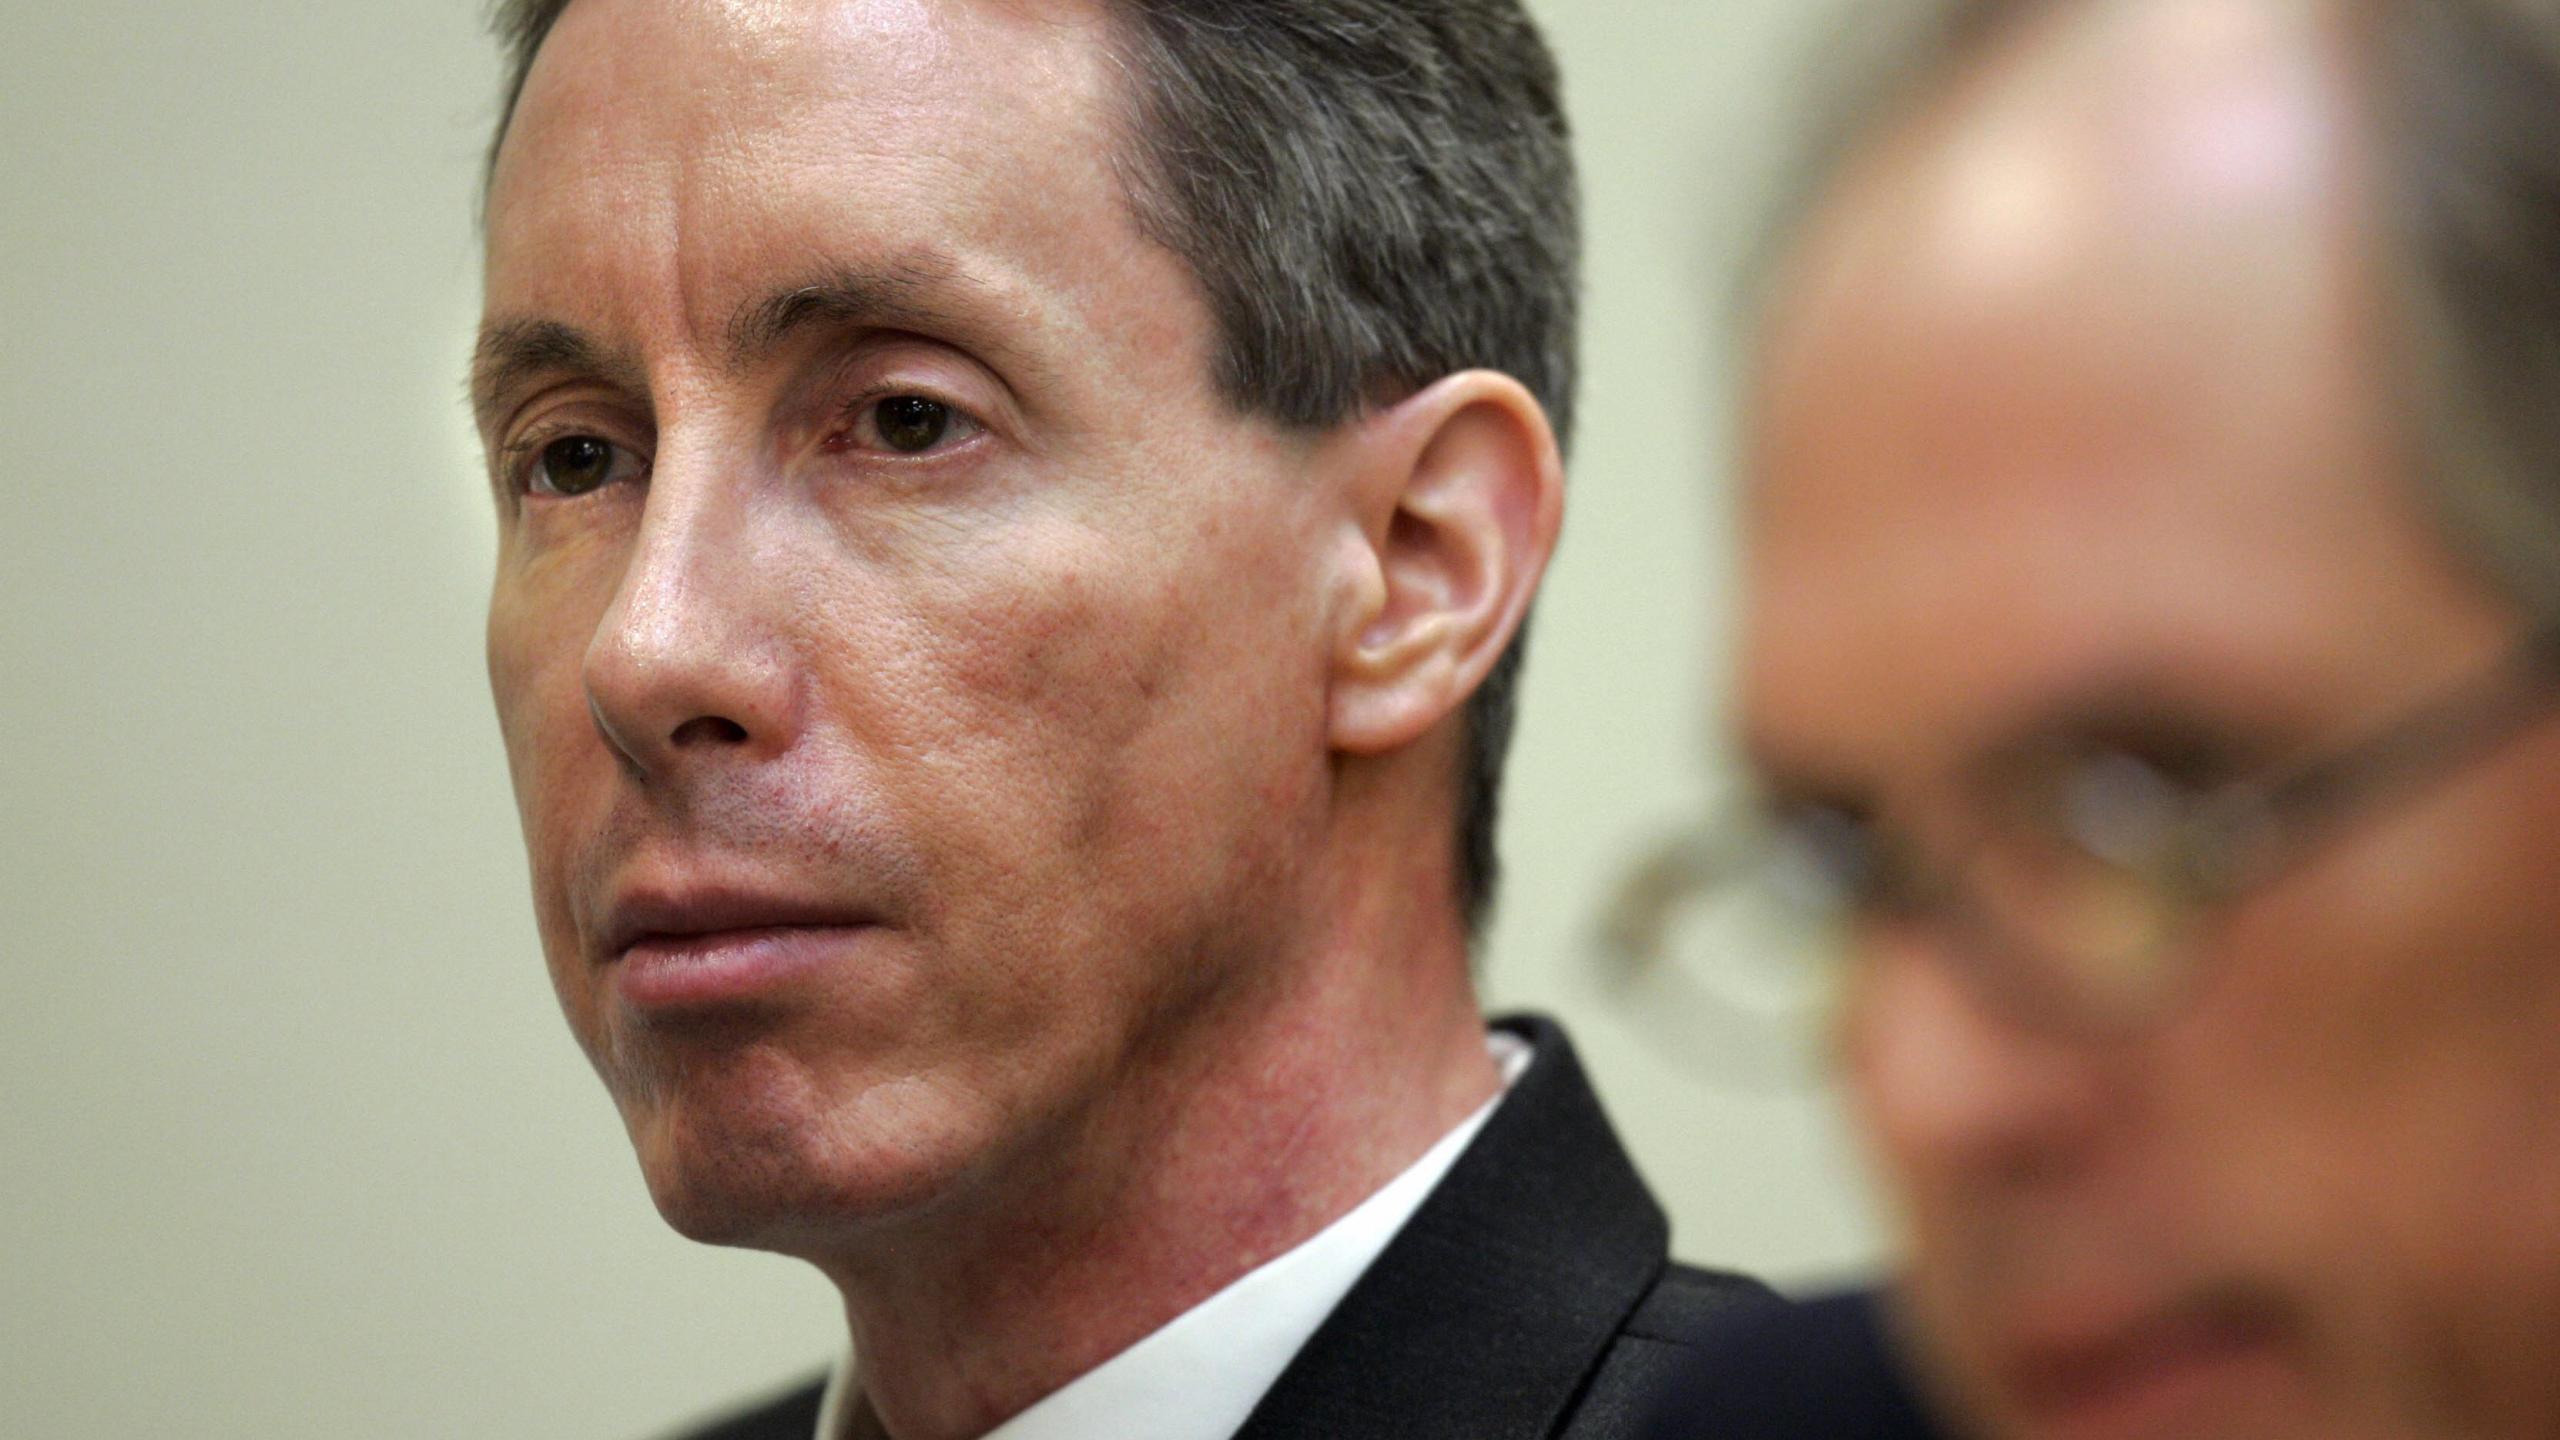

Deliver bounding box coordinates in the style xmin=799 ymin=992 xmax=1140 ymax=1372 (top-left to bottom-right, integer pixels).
xmin=1328 ymin=371 xmax=1564 ymax=755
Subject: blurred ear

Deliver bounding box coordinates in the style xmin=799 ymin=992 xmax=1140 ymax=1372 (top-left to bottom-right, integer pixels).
xmin=1325 ymin=371 xmax=1565 ymax=755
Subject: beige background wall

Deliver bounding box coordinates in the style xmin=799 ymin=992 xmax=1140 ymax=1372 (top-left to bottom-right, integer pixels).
xmin=0 ymin=1 xmax=1875 ymax=1434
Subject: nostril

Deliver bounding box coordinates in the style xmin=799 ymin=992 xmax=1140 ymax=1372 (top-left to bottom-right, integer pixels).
xmin=669 ymin=715 xmax=751 ymax=747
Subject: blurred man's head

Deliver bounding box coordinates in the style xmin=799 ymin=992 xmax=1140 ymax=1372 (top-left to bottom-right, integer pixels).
xmin=470 ymin=0 xmax=1569 ymax=1263
xmin=1741 ymin=0 xmax=2560 ymax=1436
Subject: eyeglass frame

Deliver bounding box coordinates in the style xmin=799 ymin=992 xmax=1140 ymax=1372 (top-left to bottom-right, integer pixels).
xmin=1600 ymin=623 xmax=2560 ymax=1037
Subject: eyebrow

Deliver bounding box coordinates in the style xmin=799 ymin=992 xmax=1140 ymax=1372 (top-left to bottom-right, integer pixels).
xmin=469 ymin=253 xmax=1046 ymax=428
xmin=725 ymin=256 xmax=1060 ymax=398
xmin=1959 ymin=685 xmax=2279 ymax=800
xmin=1737 ymin=733 xmax=1870 ymax=812
xmin=726 ymin=257 xmax=976 ymax=367
xmin=468 ymin=318 xmax=644 ymax=429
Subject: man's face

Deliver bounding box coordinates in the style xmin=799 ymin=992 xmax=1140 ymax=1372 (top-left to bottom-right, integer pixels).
xmin=1742 ymin=8 xmax=2560 ymax=1438
xmin=479 ymin=0 xmax=1351 ymax=1247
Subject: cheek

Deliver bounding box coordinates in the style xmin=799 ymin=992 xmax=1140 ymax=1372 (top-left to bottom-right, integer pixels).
xmin=486 ymin=543 xmax=611 ymax=805
xmin=828 ymin=508 xmax=1326 ymax=946
xmin=1837 ymin=974 xmax=2018 ymax=1435
xmin=2160 ymin=740 xmax=2560 ymax=1421
xmin=2177 ymin=764 xmax=2560 ymax=1188
xmin=486 ymin=564 xmax=618 ymax=1008
xmin=1836 ymin=957 xmax=1959 ymax=1240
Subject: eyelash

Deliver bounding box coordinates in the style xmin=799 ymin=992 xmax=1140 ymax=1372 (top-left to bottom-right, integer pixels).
xmin=824 ymin=388 xmax=987 ymax=458
xmin=497 ymin=383 xmax=988 ymax=502
xmin=500 ymin=426 xmax=650 ymax=500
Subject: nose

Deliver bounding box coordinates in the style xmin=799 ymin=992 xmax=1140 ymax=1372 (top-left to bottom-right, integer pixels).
xmin=582 ymin=478 xmax=797 ymax=779
xmin=1844 ymin=932 xmax=2120 ymax=1189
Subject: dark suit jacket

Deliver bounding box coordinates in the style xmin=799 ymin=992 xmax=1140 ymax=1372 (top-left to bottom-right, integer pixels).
xmin=664 ymin=1014 xmax=1778 ymax=1439
xmin=1635 ymin=1289 xmax=1952 ymax=1440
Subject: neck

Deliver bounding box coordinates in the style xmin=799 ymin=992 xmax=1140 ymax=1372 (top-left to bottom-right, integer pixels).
xmin=817 ymin=767 xmax=1498 ymax=1440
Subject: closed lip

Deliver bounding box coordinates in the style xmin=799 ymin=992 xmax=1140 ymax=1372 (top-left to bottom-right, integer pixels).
xmin=1996 ymin=1289 xmax=2290 ymax=1427
xmin=596 ymin=887 xmax=881 ymax=963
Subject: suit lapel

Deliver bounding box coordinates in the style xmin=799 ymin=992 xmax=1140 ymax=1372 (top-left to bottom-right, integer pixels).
xmin=1230 ymin=1015 xmax=1668 ymax=1440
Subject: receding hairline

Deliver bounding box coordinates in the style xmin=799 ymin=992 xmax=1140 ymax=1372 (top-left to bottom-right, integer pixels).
xmin=1775 ymin=0 xmax=2367 ymax=314
xmin=482 ymin=0 xmax=1160 ymax=235
xmin=1737 ymin=0 xmax=2370 ymax=326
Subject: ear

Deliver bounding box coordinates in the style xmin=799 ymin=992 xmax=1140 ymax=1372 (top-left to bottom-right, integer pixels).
xmin=1325 ymin=371 xmax=1565 ymax=756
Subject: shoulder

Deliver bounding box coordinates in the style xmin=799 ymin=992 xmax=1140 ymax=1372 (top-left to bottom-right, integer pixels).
xmin=1627 ymin=1289 xmax=1953 ymax=1440
xmin=654 ymin=1375 xmax=827 ymax=1440
xmin=1622 ymin=1261 xmax=1782 ymax=1348
xmin=1552 ymin=1262 xmax=1781 ymax=1439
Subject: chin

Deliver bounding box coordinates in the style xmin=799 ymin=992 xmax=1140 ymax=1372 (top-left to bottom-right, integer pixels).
xmin=616 ymin=1049 xmax=988 ymax=1254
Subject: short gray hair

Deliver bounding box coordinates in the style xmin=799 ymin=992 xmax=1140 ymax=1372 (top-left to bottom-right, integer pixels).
xmin=1753 ymin=0 xmax=2560 ymax=625
xmin=482 ymin=0 xmax=1580 ymax=933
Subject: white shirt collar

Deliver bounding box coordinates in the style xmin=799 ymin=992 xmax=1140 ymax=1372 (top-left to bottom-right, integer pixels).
xmin=815 ymin=1032 xmax=1532 ymax=1440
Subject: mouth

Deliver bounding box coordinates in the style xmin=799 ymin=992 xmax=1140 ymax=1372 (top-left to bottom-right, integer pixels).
xmin=1996 ymin=1292 xmax=2294 ymax=1440
xmin=597 ymin=889 xmax=883 ymax=1013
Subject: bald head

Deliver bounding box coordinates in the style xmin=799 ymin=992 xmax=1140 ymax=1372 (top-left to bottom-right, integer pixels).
xmin=1761 ymin=0 xmax=2379 ymax=498
xmin=1790 ymin=0 xmax=2355 ymax=299
xmin=1754 ymin=0 xmax=2560 ymax=623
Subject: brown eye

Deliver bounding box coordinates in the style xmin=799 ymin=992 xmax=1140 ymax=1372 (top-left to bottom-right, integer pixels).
xmin=534 ymin=435 xmax=626 ymax=496
xmin=873 ymin=396 xmax=954 ymax=454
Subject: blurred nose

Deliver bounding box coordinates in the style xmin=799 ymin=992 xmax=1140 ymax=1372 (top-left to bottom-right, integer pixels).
xmin=582 ymin=467 xmax=797 ymax=780
xmin=1846 ymin=934 xmax=2119 ymax=1189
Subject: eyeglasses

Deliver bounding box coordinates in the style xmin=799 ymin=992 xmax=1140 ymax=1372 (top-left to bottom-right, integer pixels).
xmin=1602 ymin=628 xmax=2560 ymax=1037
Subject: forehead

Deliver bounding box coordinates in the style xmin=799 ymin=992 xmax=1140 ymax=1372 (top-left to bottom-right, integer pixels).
xmin=1738 ymin=0 xmax=2510 ymax=787
xmin=482 ymin=0 xmax=1183 ymax=383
